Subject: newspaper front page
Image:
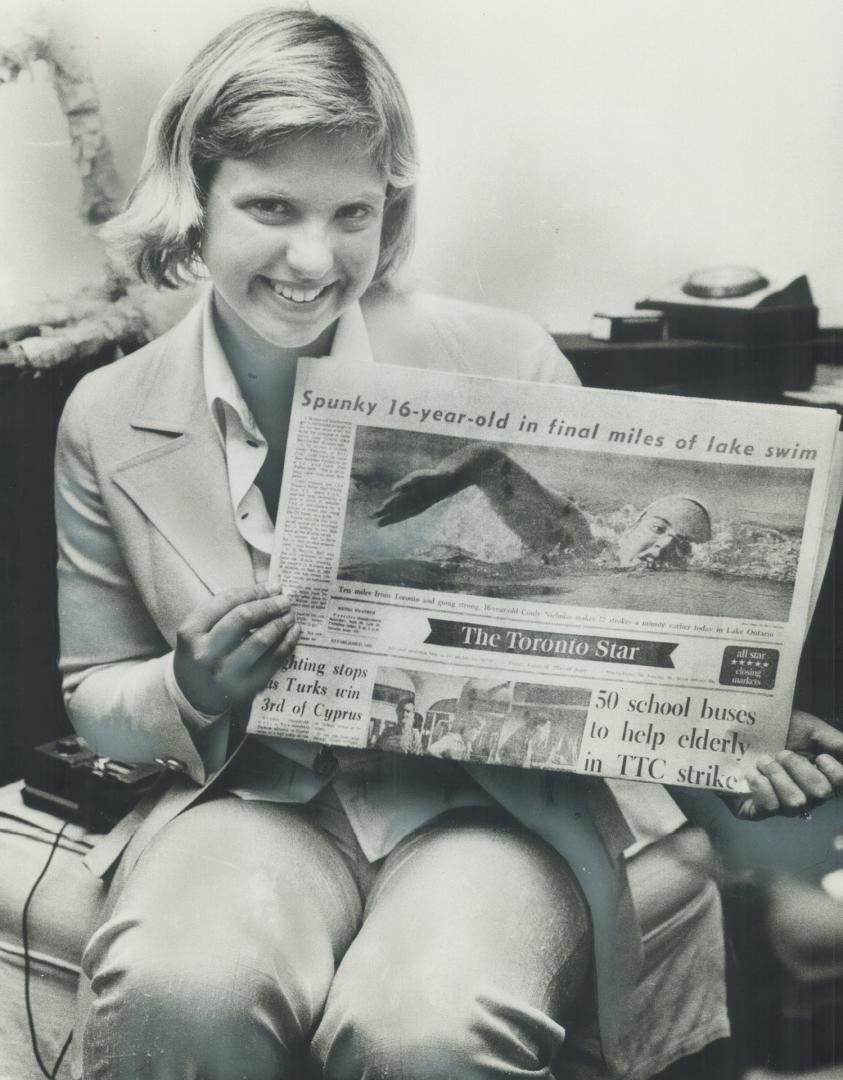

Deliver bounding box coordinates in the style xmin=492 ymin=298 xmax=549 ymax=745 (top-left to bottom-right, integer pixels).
xmin=248 ymin=359 xmax=842 ymax=793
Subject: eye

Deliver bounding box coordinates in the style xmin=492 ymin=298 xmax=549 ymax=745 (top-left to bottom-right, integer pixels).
xmin=335 ymin=203 xmax=378 ymax=227
xmin=246 ymin=198 xmax=292 ymax=221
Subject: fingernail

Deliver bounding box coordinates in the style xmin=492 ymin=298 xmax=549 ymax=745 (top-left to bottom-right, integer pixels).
xmin=756 ymin=754 xmax=773 ymax=768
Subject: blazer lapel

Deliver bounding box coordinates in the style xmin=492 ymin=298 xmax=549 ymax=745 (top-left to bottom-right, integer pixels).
xmin=111 ymin=305 xmax=255 ymax=594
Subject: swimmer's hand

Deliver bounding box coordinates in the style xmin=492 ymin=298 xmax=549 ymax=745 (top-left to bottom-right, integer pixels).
xmin=173 ymin=584 xmax=301 ymax=715
xmin=631 ymin=554 xmax=664 ymax=571
xmin=723 ymin=710 xmax=843 ymax=820
xmin=373 ymin=466 xmax=470 ymax=526
xmin=634 ymin=555 xmax=686 ymax=571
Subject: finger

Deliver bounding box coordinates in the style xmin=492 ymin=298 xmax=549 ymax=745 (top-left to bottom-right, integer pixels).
xmin=816 ymin=753 xmax=843 ymax=790
xmin=788 ymin=710 xmax=843 ymax=758
xmin=774 ymin=750 xmax=833 ymax=802
xmin=221 ymin=611 xmax=298 ymax=674
xmin=180 ymin=582 xmax=280 ymax=636
xmin=247 ymin=625 xmax=303 ymax=690
xmin=372 ymin=496 xmax=416 ymax=526
xmin=217 ymin=624 xmax=302 ymax=707
xmin=745 ymin=766 xmax=779 ymax=816
xmin=372 ymin=496 xmax=400 ymax=522
xmin=757 ymin=754 xmax=808 ymax=812
xmin=812 ymin=718 xmax=843 ymax=756
xmin=204 ymin=593 xmax=292 ymax=657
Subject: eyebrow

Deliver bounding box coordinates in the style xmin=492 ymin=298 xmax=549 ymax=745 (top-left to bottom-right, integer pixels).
xmin=237 ymin=187 xmax=387 ymax=204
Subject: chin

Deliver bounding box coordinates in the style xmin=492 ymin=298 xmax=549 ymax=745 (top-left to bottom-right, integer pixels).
xmin=256 ymin=315 xmax=335 ymax=350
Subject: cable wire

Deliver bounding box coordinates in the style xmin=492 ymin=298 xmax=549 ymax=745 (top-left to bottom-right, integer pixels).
xmin=21 ymin=819 xmax=75 ymax=1078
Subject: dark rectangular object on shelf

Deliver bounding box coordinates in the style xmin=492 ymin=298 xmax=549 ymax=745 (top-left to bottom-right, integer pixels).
xmin=633 ymin=300 xmax=818 ymax=346
xmin=549 ymin=332 xmax=843 ymax=401
xmin=590 ymin=310 xmax=665 ymax=343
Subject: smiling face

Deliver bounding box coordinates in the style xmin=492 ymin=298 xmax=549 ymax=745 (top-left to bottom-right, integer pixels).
xmin=201 ymin=131 xmax=388 ymax=357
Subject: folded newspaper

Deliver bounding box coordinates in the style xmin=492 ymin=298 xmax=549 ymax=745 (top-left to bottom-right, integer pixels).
xmin=248 ymin=359 xmax=843 ymax=793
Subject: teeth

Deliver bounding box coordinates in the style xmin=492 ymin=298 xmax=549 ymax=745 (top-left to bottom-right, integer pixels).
xmin=271 ymin=282 xmax=328 ymax=303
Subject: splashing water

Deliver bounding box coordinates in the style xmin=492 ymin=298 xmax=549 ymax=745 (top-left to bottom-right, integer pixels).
xmin=403 ymin=491 xmax=801 ymax=583
xmin=339 ymin=483 xmax=801 ymax=619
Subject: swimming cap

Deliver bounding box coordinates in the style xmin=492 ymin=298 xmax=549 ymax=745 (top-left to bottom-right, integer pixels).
xmin=638 ymin=496 xmax=712 ymax=542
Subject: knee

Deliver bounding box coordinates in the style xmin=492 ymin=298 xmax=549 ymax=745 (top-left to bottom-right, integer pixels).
xmin=317 ymin=976 xmax=568 ymax=1080
xmin=83 ymin=919 xmax=304 ymax=1080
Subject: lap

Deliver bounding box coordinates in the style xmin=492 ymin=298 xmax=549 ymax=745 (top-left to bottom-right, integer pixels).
xmin=315 ymin=807 xmax=592 ymax=1077
xmin=101 ymin=794 xmax=363 ymax=961
xmin=354 ymin=806 xmax=589 ymax=989
xmin=82 ymin=797 xmax=365 ymax=1079
xmin=85 ymin=798 xmax=593 ymax=1079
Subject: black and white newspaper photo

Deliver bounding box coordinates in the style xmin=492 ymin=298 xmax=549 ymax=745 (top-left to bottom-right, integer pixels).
xmin=1 ymin=3 xmax=842 ymax=1080
xmin=249 ymin=358 xmax=843 ymax=793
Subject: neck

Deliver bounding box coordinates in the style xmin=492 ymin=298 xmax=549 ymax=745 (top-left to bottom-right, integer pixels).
xmin=212 ymin=290 xmax=337 ymax=391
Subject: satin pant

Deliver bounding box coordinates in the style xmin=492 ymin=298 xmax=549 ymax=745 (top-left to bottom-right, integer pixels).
xmin=81 ymin=791 xmax=592 ymax=1079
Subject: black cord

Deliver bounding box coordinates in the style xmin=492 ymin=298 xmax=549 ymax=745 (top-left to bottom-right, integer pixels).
xmin=50 ymin=1030 xmax=74 ymax=1079
xmin=21 ymin=819 xmax=74 ymax=1079
xmin=0 ymin=826 xmax=87 ymax=851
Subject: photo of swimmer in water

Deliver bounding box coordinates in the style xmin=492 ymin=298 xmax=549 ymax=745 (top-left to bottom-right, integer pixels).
xmin=372 ymin=442 xmax=712 ymax=569
xmin=339 ymin=427 xmax=812 ymax=620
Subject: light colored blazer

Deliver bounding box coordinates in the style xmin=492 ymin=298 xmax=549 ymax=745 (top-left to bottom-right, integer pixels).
xmin=56 ymin=288 xmax=579 ymax=798
xmin=55 ymin=288 xmax=714 ymax=1076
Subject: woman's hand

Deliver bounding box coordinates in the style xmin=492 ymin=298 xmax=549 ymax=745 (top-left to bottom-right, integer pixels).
xmin=725 ymin=710 xmax=843 ymax=821
xmin=173 ymin=583 xmax=300 ymax=715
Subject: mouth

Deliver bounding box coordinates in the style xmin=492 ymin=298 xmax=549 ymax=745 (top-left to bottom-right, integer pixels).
xmin=264 ymin=278 xmax=334 ymax=305
xmin=632 ymin=548 xmax=663 ymax=569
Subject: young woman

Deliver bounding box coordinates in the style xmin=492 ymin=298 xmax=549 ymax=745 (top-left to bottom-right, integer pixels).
xmin=55 ymin=8 xmax=843 ymax=1079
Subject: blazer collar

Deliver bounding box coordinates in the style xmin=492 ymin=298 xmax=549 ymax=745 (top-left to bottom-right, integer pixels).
xmin=113 ymin=298 xmax=254 ymax=593
xmin=130 ymin=297 xmax=208 ymax=435
xmin=112 ymin=292 xmax=376 ymax=595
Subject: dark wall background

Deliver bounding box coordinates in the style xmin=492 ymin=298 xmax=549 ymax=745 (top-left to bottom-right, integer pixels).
xmin=1 ymin=348 xmax=123 ymax=783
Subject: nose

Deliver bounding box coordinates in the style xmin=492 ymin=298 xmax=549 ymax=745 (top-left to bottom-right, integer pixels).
xmin=284 ymin=221 xmax=333 ymax=280
xmin=649 ymin=533 xmax=675 ymax=556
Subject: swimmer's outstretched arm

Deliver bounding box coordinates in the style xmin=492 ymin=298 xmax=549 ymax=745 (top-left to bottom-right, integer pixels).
xmin=373 ymin=443 xmax=592 ymax=554
xmin=372 ymin=444 xmax=500 ymax=525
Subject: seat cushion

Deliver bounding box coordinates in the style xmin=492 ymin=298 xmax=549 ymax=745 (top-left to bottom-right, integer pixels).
xmin=0 ymin=782 xmax=106 ymax=1080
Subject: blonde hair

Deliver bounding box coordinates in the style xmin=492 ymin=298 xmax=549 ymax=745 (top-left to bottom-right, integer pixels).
xmin=103 ymin=7 xmax=417 ymax=288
